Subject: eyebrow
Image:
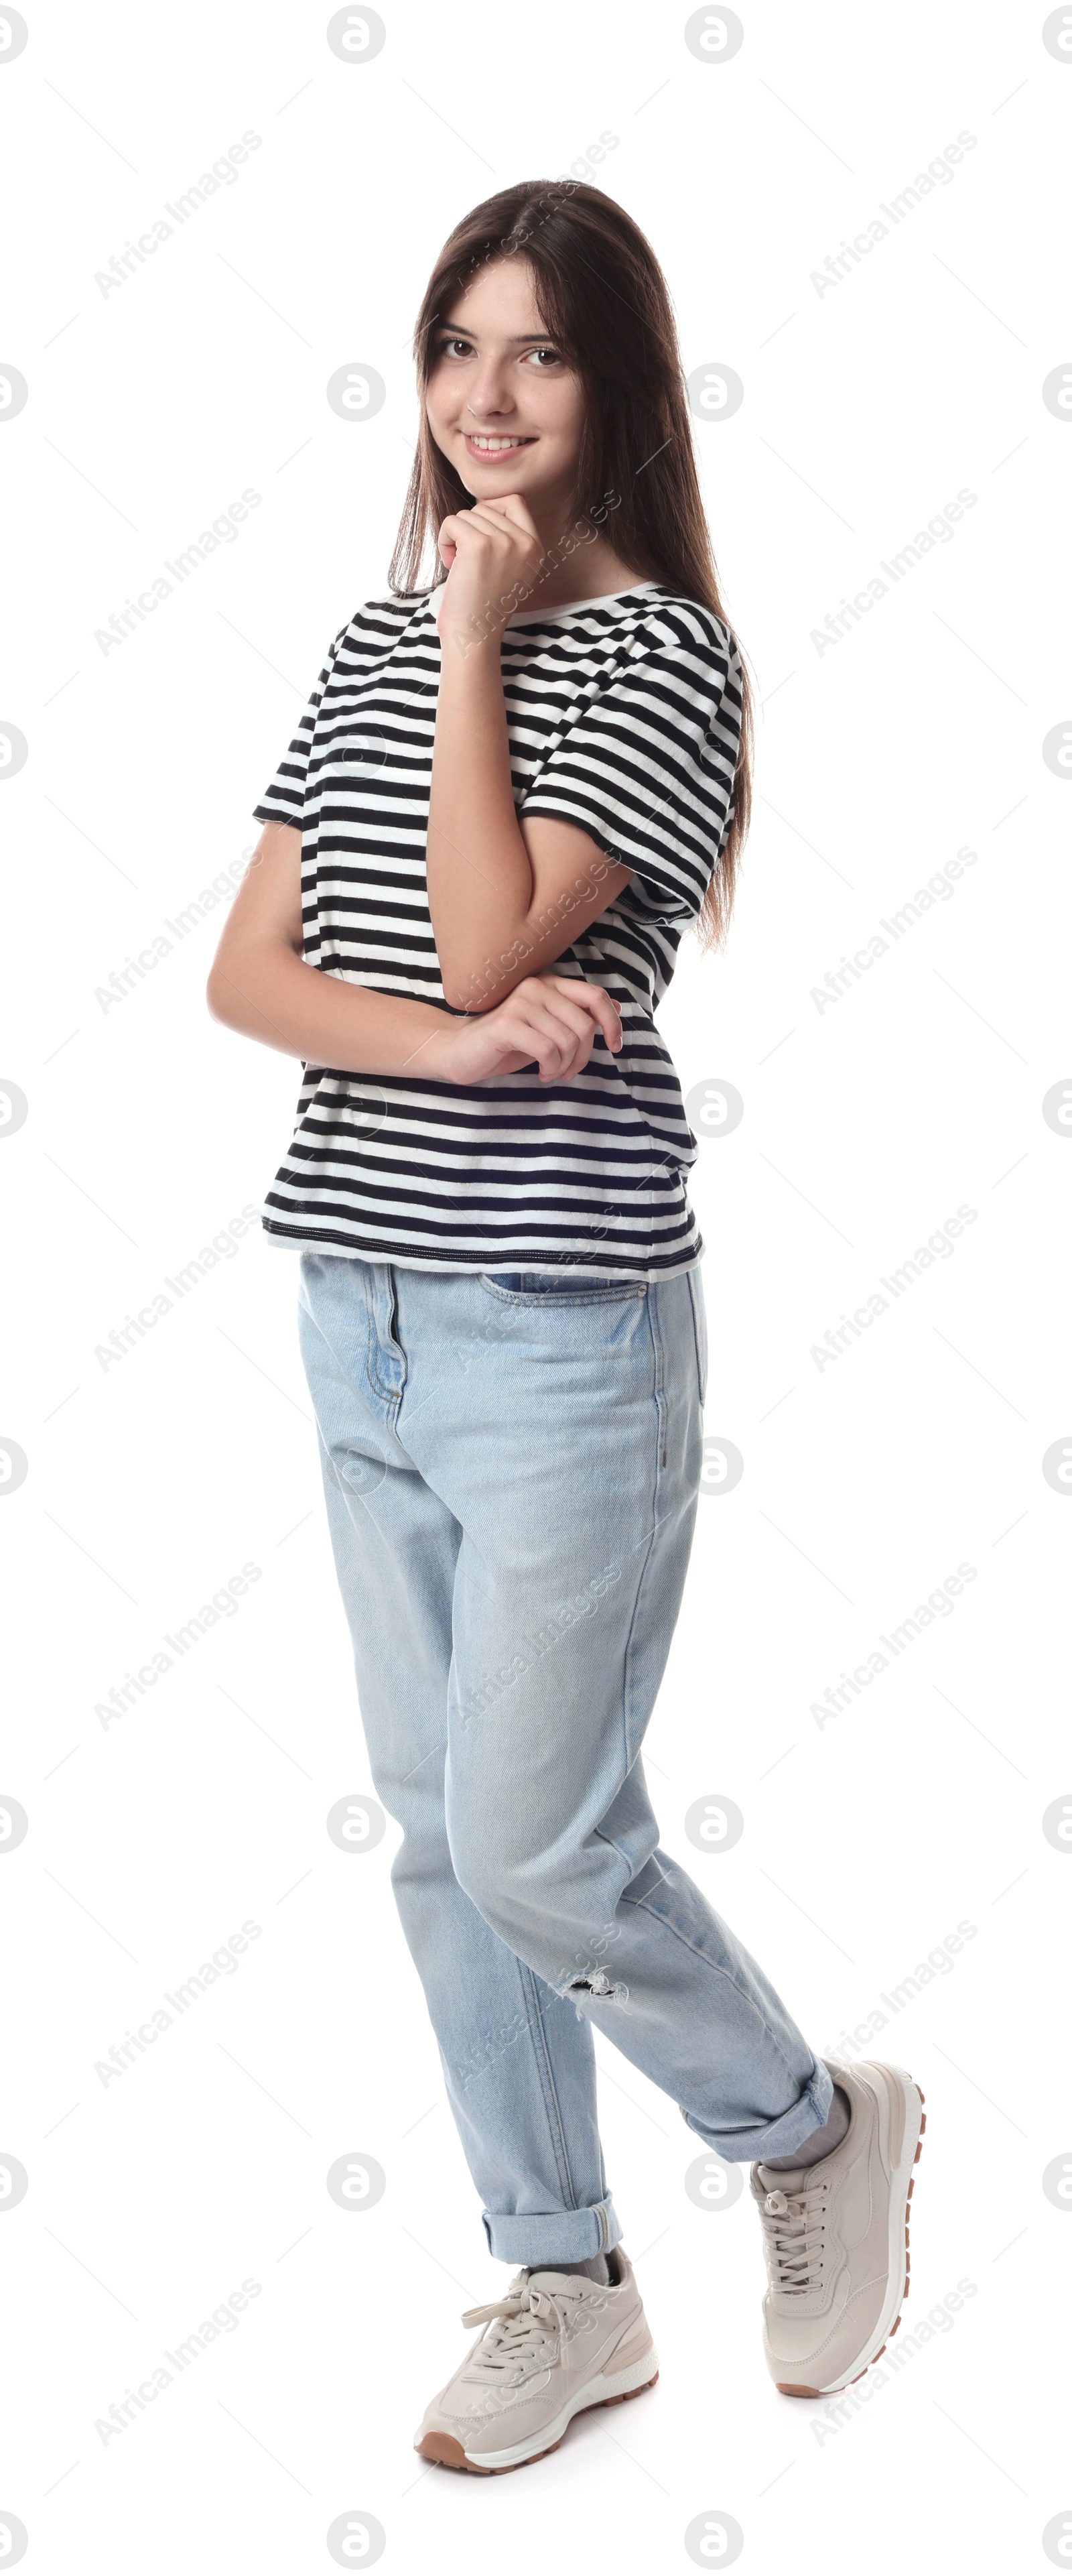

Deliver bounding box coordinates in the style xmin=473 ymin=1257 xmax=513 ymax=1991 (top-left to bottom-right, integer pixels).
xmin=437 ymin=327 xmax=557 ymax=342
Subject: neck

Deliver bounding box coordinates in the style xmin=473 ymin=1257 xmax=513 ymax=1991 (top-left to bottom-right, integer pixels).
xmin=507 ymin=487 xmax=645 ymax=611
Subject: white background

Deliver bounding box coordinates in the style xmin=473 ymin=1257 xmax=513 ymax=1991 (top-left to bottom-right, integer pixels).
xmin=1 ymin=2 xmax=1067 ymax=2567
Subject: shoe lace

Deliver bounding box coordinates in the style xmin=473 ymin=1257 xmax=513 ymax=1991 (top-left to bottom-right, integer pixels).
xmin=759 ymin=2180 xmax=829 ymax=2294
xmin=460 ymin=2274 xmax=593 ymax=2380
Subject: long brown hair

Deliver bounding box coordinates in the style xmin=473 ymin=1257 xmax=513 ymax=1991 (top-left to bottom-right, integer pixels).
xmin=388 ymin=180 xmax=752 ymax=949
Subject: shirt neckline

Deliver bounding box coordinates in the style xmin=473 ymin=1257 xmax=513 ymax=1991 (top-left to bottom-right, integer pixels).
xmin=423 ymin=580 xmax=659 ymax=632
xmin=504 ymin=581 xmax=659 ymax=626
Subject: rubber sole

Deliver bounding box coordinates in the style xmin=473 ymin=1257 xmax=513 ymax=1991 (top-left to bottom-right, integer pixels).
xmin=416 ymin=2362 xmax=659 ymax=2474
xmin=776 ymin=2079 xmax=926 ymax=2398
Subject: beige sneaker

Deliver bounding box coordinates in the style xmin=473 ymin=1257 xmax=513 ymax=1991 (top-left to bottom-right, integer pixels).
xmin=750 ymin=2057 xmax=926 ymax=2396
xmin=414 ymin=2245 xmax=658 ymax=2474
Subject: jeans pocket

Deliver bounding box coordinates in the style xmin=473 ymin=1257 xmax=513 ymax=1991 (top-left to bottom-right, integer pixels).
xmin=687 ymin=1267 xmax=708 ymax=1406
xmin=479 ymin=1271 xmax=647 ymax=1304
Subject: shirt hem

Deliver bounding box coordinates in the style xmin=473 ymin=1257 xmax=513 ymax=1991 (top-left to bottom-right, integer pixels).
xmin=259 ymin=1215 xmax=704 ymax=1283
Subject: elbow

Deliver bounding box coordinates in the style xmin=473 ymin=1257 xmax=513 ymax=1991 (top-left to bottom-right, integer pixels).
xmin=443 ymin=977 xmax=507 ymax=1016
xmin=206 ymin=931 xmax=257 ymax=1027
xmin=205 ymin=963 xmax=237 ymax=1028
xmin=206 ymin=931 xmax=299 ymax=1033
xmin=438 ymin=971 xmax=466 ymax=1014
xmin=443 ymin=979 xmax=484 ymax=1015
xmin=439 ymin=957 xmax=484 ymax=1014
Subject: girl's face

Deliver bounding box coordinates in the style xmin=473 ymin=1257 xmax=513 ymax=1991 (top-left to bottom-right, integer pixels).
xmin=423 ymin=258 xmax=587 ymax=525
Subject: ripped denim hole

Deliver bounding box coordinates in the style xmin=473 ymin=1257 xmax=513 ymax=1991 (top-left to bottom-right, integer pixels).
xmin=566 ymin=1969 xmax=629 ymax=2018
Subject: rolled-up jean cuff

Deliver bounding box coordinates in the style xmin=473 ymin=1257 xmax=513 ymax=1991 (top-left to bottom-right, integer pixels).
xmin=681 ymin=2061 xmax=835 ymax=2164
xmin=482 ymin=2195 xmax=622 ymax=2264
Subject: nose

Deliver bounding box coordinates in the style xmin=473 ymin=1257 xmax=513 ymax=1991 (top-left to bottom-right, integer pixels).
xmin=464 ymin=371 xmax=518 ymax=423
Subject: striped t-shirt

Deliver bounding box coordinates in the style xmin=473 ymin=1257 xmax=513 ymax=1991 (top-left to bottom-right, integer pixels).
xmin=252 ymin=579 xmax=742 ymax=1279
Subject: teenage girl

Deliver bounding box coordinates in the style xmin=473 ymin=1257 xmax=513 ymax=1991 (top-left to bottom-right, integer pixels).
xmin=207 ymin=182 xmax=923 ymax=2477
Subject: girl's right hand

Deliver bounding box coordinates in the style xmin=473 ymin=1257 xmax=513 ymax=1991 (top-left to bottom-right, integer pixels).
xmin=419 ymin=973 xmax=622 ymax=1087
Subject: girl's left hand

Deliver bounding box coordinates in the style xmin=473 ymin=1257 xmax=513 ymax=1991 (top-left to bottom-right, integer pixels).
xmin=436 ymin=495 xmax=545 ymax=644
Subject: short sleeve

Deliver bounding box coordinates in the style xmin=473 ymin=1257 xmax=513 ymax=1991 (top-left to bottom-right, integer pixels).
xmin=251 ymin=625 xmax=347 ymax=833
xmin=517 ymin=613 xmax=743 ymax=923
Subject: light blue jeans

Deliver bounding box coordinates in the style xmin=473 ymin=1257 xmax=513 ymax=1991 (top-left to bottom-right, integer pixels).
xmin=297 ymin=1253 xmax=833 ymax=2264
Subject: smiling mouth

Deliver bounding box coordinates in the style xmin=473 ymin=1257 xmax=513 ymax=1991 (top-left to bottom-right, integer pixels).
xmin=463 ymin=432 xmax=537 ymax=455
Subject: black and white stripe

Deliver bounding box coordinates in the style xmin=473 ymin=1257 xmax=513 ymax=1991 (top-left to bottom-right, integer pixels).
xmin=252 ymin=581 xmax=742 ymax=1278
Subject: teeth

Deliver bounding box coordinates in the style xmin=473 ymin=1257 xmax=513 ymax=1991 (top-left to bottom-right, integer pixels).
xmin=468 ymin=436 xmax=529 ymax=450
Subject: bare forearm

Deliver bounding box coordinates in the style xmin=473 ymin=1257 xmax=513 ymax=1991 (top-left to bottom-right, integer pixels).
xmin=206 ymin=941 xmax=456 ymax=1079
xmin=427 ymin=629 xmax=632 ymax=1011
xmin=427 ymin=637 xmax=535 ymax=1007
